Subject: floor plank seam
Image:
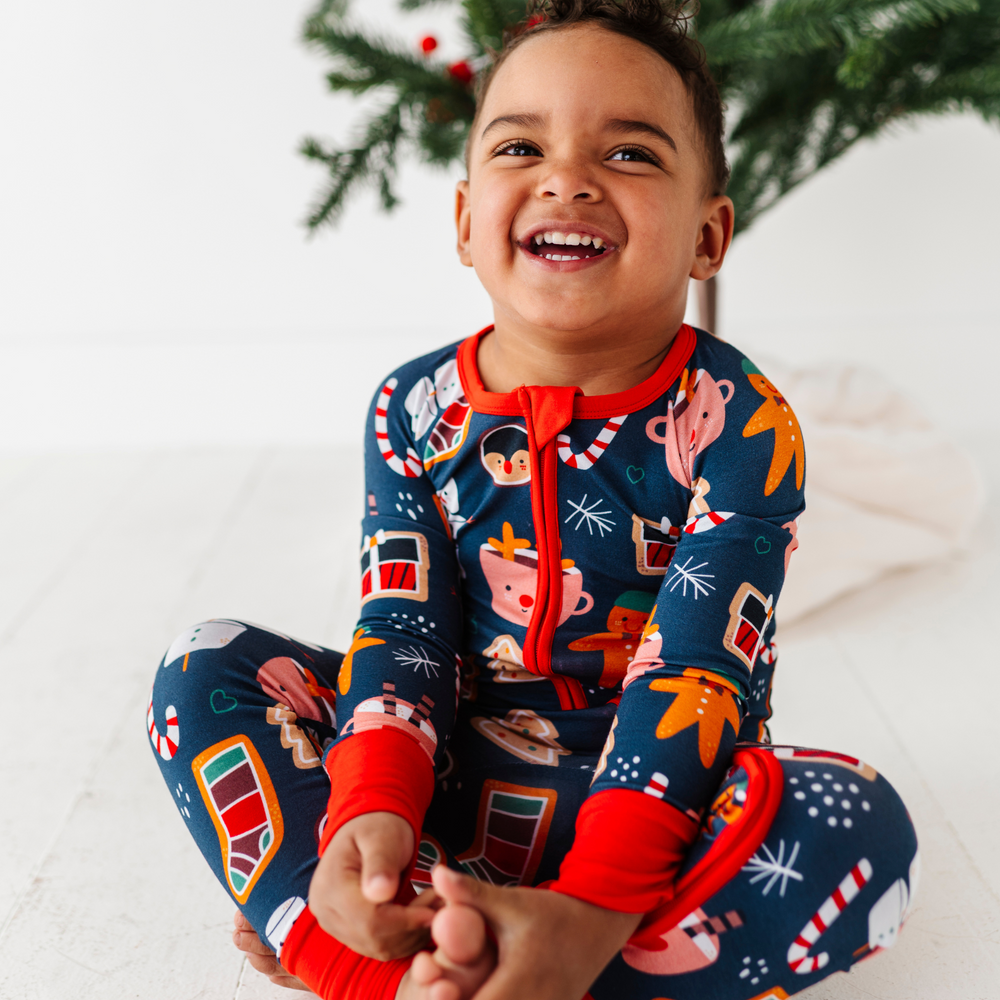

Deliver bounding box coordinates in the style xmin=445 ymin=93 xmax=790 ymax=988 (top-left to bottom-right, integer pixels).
xmin=0 ymin=450 xmax=273 ymax=954
xmin=232 ymin=954 xmax=249 ymax=999
xmin=0 ymin=671 xmax=148 ymax=946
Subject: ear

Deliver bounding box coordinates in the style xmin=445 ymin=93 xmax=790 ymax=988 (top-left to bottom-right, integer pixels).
xmin=690 ymin=195 xmax=734 ymax=281
xmin=455 ymin=179 xmax=474 ymax=268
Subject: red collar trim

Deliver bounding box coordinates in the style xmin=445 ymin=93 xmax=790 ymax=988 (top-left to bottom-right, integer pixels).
xmin=457 ymin=324 xmax=697 ymax=419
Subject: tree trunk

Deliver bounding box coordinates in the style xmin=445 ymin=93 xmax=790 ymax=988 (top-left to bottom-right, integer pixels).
xmin=695 ymin=275 xmax=718 ymax=335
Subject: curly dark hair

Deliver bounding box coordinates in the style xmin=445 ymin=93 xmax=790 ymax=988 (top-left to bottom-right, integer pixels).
xmin=468 ymin=0 xmax=729 ymax=196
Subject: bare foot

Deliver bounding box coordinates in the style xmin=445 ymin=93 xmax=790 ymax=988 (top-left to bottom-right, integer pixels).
xmin=232 ymin=910 xmax=315 ymax=992
xmin=397 ymin=870 xmax=496 ymax=1000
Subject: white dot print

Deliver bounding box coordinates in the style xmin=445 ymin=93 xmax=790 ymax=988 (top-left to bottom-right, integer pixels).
xmin=793 ymin=763 xmax=870 ymax=828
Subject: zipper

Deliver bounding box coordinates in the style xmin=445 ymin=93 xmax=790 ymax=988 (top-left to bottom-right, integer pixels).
xmin=516 ymin=385 xmax=590 ymax=711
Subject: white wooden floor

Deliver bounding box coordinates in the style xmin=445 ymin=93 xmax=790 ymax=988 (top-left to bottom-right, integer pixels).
xmin=0 ymin=439 xmax=997 ymax=1000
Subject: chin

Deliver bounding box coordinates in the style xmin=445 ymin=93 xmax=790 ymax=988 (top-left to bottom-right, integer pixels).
xmin=513 ymin=297 xmax=617 ymax=335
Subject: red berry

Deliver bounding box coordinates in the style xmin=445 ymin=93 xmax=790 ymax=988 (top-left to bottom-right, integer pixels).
xmin=526 ymin=14 xmax=546 ymax=28
xmin=420 ymin=35 xmax=438 ymax=53
xmin=448 ymin=60 xmax=474 ymax=85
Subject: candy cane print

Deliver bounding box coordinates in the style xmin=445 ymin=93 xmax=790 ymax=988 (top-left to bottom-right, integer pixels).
xmin=375 ymin=379 xmax=423 ymax=478
xmin=147 ymin=690 xmax=179 ymax=761
xmin=787 ymin=858 xmax=873 ymax=973
xmin=557 ymin=415 xmax=627 ymax=470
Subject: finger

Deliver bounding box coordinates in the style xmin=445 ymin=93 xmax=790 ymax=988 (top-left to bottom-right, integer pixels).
xmin=431 ymin=865 xmax=496 ymax=911
xmin=357 ymin=835 xmax=406 ymax=904
xmin=409 ymin=886 xmax=445 ymax=911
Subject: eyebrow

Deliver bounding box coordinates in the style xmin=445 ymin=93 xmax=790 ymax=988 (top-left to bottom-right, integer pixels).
xmin=480 ymin=112 xmax=546 ymax=139
xmin=480 ymin=112 xmax=678 ymax=154
xmin=604 ymin=118 xmax=677 ymax=153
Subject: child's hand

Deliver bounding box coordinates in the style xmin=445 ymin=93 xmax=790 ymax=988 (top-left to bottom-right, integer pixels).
xmin=231 ymin=911 xmax=315 ymax=992
xmin=430 ymin=865 xmax=642 ymax=1000
xmin=308 ymin=811 xmax=440 ymax=960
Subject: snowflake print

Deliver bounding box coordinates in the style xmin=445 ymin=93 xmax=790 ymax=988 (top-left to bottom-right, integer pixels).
xmin=742 ymin=838 xmax=803 ymax=896
xmin=666 ymin=556 xmax=716 ymax=599
xmin=393 ymin=645 xmax=440 ymax=678
xmin=565 ymin=495 xmax=615 ymax=536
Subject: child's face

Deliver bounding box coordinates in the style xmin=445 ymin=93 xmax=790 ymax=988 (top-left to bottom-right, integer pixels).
xmin=456 ymin=26 xmax=732 ymax=340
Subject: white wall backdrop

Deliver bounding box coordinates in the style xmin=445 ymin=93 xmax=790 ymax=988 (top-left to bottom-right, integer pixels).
xmin=1 ymin=0 xmax=998 ymax=450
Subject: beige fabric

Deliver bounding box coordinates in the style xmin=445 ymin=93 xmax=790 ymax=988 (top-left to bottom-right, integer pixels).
xmin=761 ymin=361 xmax=986 ymax=621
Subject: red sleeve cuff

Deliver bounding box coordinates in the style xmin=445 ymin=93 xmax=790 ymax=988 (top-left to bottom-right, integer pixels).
xmin=549 ymin=789 xmax=700 ymax=913
xmin=318 ymin=728 xmax=436 ymax=857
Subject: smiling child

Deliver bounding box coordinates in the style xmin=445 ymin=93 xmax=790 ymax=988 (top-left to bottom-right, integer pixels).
xmin=147 ymin=2 xmax=919 ymax=999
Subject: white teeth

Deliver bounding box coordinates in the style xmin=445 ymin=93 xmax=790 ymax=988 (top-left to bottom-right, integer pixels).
xmin=533 ymin=231 xmax=608 ymax=254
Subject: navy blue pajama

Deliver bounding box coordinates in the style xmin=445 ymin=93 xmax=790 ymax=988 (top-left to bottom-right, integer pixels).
xmin=148 ymin=325 xmax=918 ymax=999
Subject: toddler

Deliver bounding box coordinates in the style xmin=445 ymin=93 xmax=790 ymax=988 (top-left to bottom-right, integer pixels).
xmin=149 ymin=2 xmax=918 ymax=998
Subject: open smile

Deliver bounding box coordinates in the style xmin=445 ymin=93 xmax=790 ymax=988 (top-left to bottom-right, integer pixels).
xmin=518 ymin=228 xmax=617 ymax=265
xmin=528 ymin=229 xmax=608 ymax=260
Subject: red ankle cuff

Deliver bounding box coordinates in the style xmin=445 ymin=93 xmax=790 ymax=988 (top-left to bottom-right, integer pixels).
xmin=279 ymin=905 xmax=412 ymax=1000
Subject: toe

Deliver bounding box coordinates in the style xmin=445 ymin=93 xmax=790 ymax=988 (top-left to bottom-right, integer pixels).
xmin=432 ymin=904 xmax=488 ymax=968
xmin=410 ymin=951 xmax=444 ymax=987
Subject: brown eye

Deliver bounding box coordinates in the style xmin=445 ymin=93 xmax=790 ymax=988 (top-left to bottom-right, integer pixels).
xmin=609 ymin=147 xmax=655 ymax=163
xmin=497 ymin=141 xmax=541 ymax=157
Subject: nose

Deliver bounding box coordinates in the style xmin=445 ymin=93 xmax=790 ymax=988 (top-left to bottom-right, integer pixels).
xmin=519 ymin=594 xmax=534 ymax=608
xmin=536 ymin=159 xmax=602 ymax=204
xmin=503 ymin=460 xmax=512 ymax=474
